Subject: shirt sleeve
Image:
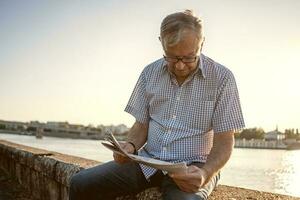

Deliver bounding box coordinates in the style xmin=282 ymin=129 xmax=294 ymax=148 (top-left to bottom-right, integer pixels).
xmin=212 ymin=70 xmax=245 ymax=133
xmin=124 ymin=70 xmax=149 ymax=124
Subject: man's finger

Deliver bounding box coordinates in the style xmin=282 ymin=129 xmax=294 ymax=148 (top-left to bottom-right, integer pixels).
xmin=175 ymin=181 xmax=195 ymax=193
xmin=113 ymin=153 xmax=130 ymax=163
xmin=175 ymin=180 xmax=201 ymax=193
xmin=170 ymin=166 xmax=203 ymax=179
xmin=171 ymin=172 xmax=198 ymax=180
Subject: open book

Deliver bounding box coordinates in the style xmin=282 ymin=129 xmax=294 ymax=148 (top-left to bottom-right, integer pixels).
xmin=101 ymin=132 xmax=187 ymax=174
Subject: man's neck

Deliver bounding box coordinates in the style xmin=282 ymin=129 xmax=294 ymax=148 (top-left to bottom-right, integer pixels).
xmin=176 ymin=78 xmax=185 ymax=86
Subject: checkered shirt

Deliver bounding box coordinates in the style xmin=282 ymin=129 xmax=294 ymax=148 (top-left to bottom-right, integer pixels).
xmin=125 ymin=54 xmax=245 ymax=179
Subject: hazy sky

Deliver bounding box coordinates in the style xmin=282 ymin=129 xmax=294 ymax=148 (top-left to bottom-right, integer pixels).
xmin=0 ymin=0 xmax=299 ymax=131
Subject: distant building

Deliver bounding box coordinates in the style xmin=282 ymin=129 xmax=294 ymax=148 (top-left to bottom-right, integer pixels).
xmin=0 ymin=119 xmax=127 ymax=139
xmin=115 ymin=124 xmax=129 ymax=135
xmin=0 ymin=120 xmax=27 ymax=130
xmin=45 ymin=121 xmax=69 ymax=129
xmin=105 ymin=124 xmax=129 ymax=135
xmin=68 ymin=124 xmax=85 ymax=130
xmin=264 ymin=128 xmax=285 ymax=141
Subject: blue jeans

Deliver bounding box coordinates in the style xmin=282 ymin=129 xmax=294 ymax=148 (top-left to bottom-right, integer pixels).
xmin=69 ymin=161 xmax=220 ymax=200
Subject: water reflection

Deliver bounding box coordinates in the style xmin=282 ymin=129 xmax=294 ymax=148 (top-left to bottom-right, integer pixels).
xmin=259 ymin=150 xmax=300 ymax=197
xmin=221 ymin=148 xmax=300 ymax=197
xmin=279 ymin=150 xmax=300 ymax=197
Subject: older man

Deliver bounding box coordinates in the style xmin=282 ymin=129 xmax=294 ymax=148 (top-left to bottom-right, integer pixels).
xmin=69 ymin=10 xmax=244 ymax=200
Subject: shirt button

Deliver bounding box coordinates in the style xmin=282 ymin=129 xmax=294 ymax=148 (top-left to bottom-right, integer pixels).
xmin=163 ymin=147 xmax=167 ymax=151
xmin=172 ymin=115 xmax=176 ymax=119
xmin=167 ymin=130 xmax=171 ymax=134
xmin=176 ymin=97 xmax=180 ymax=101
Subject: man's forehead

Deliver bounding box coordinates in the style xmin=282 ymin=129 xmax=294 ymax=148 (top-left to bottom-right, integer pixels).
xmin=165 ymin=49 xmax=197 ymax=57
xmin=163 ymin=33 xmax=200 ymax=53
xmin=164 ymin=44 xmax=200 ymax=56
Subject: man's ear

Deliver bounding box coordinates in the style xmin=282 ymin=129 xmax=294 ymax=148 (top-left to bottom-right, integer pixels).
xmin=200 ymin=37 xmax=205 ymax=51
xmin=159 ymin=36 xmax=167 ymax=51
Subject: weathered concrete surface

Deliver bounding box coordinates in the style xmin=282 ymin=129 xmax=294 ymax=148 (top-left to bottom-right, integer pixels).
xmin=0 ymin=167 xmax=32 ymax=200
xmin=0 ymin=139 xmax=96 ymax=200
xmin=1 ymin=139 xmax=300 ymax=200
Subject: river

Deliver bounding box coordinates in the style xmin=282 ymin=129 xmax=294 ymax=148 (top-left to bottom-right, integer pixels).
xmin=0 ymin=133 xmax=299 ymax=197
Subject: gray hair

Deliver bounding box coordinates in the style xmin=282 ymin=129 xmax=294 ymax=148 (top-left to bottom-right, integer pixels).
xmin=160 ymin=10 xmax=203 ymax=48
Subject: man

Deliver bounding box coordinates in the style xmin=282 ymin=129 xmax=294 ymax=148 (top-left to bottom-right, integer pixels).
xmin=69 ymin=10 xmax=244 ymax=200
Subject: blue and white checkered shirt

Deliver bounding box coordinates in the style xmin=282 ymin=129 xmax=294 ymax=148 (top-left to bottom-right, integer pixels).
xmin=125 ymin=54 xmax=245 ymax=179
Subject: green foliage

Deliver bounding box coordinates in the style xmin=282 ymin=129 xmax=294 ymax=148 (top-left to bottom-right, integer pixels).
xmin=0 ymin=124 xmax=5 ymax=129
xmin=235 ymin=127 xmax=300 ymax=140
xmin=234 ymin=131 xmax=241 ymax=138
xmin=237 ymin=128 xmax=265 ymax=140
xmin=26 ymin=127 xmax=37 ymax=132
xmin=285 ymin=129 xmax=300 ymax=139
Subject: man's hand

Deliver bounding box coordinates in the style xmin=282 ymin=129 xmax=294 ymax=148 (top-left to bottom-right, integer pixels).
xmin=113 ymin=142 xmax=135 ymax=164
xmin=169 ymin=165 xmax=209 ymax=193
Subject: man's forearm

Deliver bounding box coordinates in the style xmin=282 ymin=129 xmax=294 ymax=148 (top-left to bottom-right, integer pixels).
xmin=126 ymin=121 xmax=149 ymax=150
xmin=202 ymin=130 xmax=234 ymax=183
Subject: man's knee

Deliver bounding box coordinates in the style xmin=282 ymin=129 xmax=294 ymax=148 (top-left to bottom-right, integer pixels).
xmin=69 ymin=170 xmax=96 ymax=194
xmin=161 ymin=176 xmax=208 ymax=200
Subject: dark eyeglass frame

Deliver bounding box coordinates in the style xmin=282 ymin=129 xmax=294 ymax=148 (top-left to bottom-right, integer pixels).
xmin=163 ymin=55 xmax=198 ymax=64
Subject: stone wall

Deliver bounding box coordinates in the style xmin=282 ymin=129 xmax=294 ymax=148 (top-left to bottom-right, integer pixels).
xmin=0 ymin=140 xmax=163 ymax=200
xmin=0 ymin=140 xmax=97 ymax=200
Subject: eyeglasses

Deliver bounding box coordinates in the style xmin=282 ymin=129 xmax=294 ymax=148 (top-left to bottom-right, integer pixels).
xmin=163 ymin=55 xmax=198 ymax=64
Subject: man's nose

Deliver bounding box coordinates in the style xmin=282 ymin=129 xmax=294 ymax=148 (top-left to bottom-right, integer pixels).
xmin=175 ymin=60 xmax=185 ymax=70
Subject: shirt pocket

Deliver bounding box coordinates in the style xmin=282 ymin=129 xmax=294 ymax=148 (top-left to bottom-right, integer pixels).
xmin=186 ymin=100 xmax=215 ymax=131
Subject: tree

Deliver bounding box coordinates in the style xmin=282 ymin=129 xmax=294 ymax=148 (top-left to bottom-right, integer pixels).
xmin=0 ymin=124 xmax=5 ymax=130
xmin=238 ymin=128 xmax=265 ymax=140
xmin=285 ymin=128 xmax=298 ymax=139
xmin=234 ymin=131 xmax=241 ymax=138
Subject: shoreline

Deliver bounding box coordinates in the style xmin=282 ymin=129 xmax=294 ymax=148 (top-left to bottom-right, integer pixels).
xmin=1 ymin=130 xmax=300 ymax=151
xmin=0 ymin=130 xmax=127 ymax=141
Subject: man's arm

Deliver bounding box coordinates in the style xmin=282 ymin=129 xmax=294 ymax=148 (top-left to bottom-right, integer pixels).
xmin=126 ymin=120 xmax=149 ymax=150
xmin=170 ymin=130 xmax=234 ymax=193
xmin=113 ymin=120 xmax=149 ymax=163
xmin=202 ymin=130 xmax=234 ymax=183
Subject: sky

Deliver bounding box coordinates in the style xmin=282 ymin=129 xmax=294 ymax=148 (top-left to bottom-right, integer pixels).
xmin=0 ymin=0 xmax=299 ymax=131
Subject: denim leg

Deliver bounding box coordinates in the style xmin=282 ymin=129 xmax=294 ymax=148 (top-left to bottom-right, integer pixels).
xmin=69 ymin=161 xmax=149 ymax=200
xmin=161 ymin=165 xmax=220 ymax=200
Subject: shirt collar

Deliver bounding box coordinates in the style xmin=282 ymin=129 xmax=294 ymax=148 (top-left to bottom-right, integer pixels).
xmin=162 ymin=53 xmax=206 ymax=79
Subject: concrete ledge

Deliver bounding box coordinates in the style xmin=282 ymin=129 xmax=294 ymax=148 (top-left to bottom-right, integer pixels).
xmin=0 ymin=139 xmax=299 ymax=200
xmin=0 ymin=140 xmax=95 ymax=200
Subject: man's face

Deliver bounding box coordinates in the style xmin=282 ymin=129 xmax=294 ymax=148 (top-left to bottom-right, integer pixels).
xmin=163 ymin=30 xmax=201 ymax=82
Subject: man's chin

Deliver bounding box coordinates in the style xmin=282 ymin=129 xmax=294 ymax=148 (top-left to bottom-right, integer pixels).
xmin=175 ymin=72 xmax=189 ymax=78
